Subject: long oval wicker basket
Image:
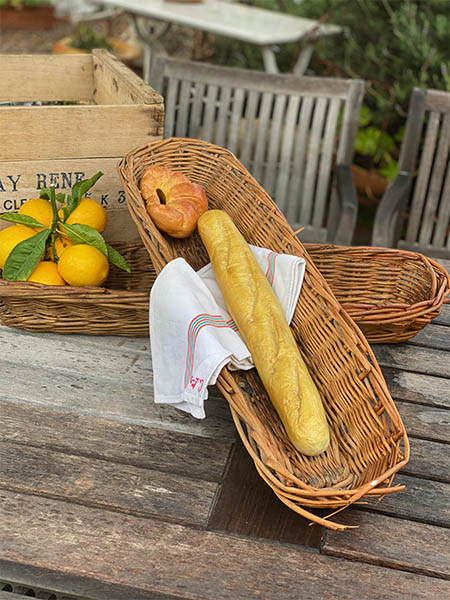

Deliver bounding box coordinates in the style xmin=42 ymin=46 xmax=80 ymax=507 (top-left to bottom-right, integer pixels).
xmin=0 ymin=242 xmax=155 ymax=336
xmin=118 ymin=137 xmax=410 ymax=531
xmin=305 ymin=244 xmax=450 ymax=343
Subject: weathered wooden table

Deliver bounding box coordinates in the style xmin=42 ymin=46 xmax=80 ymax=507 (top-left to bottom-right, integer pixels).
xmin=0 ymin=261 xmax=449 ymax=599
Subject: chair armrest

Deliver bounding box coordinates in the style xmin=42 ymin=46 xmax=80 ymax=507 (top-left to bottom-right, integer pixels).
xmin=333 ymin=164 xmax=358 ymax=246
xmin=372 ymin=173 xmax=412 ymax=248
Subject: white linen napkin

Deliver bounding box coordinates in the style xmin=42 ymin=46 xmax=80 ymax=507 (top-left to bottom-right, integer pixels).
xmin=149 ymin=246 xmax=306 ymax=418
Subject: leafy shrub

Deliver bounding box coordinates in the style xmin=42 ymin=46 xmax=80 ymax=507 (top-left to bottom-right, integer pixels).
xmin=210 ymin=0 xmax=449 ymax=175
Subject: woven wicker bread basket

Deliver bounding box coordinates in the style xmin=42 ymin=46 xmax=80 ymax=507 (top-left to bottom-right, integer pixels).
xmin=0 ymin=242 xmax=155 ymax=336
xmin=118 ymin=137 xmax=409 ymax=530
xmin=305 ymin=244 xmax=450 ymax=343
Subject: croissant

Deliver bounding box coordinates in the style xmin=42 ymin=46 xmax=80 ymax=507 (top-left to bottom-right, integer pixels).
xmin=140 ymin=166 xmax=208 ymax=238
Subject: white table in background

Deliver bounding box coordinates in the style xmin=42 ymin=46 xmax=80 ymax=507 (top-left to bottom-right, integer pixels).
xmin=89 ymin=0 xmax=344 ymax=81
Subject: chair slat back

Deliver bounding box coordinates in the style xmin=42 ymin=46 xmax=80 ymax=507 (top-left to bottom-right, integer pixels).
xmin=399 ymin=88 xmax=450 ymax=256
xmin=150 ymin=57 xmax=363 ymax=242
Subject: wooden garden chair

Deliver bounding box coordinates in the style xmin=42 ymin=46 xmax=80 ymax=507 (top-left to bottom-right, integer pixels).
xmin=150 ymin=57 xmax=364 ymax=245
xmin=372 ymin=88 xmax=450 ymax=259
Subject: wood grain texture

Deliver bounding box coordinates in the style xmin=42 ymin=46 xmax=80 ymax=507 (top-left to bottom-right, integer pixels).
xmin=323 ymin=510 xmax=450 ymax=580
xmin=433 ymin=302 xmax=450 ymax=326
xmin=407 ymin=323 xmax=450 ymax=350
xmin=372 ymin=344 xmax=450 ymax=379
xmin=396 ymin=400 xmax=450 ymax=442
xmin=1 ymin=490 xmax=449 ymax=600
xmin=403 ymin=438 xmax=450 ymax=482
xmin=92 ymin=49 xmax=162 ymax=106
xmin=381 ymin=366 xmax=450 ymax=408
xmin=0 ymin=157 xmax=141 ymax=243
xmin=2 ymin=104 xmax=163 ymax=161
xmin=357 ymin=474 xmax=450 ymax=527
xmin=0 ymin=400 xmax=232 ymax=482
xmin=209 ymin=439 xmax=323 ymax=548
xmin=0 ymin=327 xmax=235 ymax=440
xmin=0 ymin=360 xmax=234 ymax=440
xmin=0 ymin=441 xmax=216 ymax=526
xmin=0 ymin=54 xmax=94 ymax=102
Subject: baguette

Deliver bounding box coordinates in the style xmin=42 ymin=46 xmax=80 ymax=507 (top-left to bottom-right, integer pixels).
xmin=197 ymin=210 xmax=330 ymax=456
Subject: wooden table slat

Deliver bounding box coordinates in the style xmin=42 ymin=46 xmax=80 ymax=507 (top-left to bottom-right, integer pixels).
xmin=0 ymin=360 xmax=235 ymax=441
xmin=381 ymin=366 xmax=450 ymax=409
xmin=403 ymin=437 xmax=450 ymax=482
xmin=1 ymin=399 xmax=232 ymax=482
xmin=1 ymin=489 xmax=449 ymax=600
xmin=356 ymin=474 xmax=450 ymax=527
xmin=396 ymin=400 xmax=450 ymax=443
xmin=372 ymin=344 xmax=450 ymax=379
xmin=433 ymin=303 xmax=450 ymax=326
xmin=323 ymin=510 xmax=450 ymax=580
xmin=406 ymin=323 xmax=450 ymax=350
xmin=0 ymin=441 xmax=217 ymax=527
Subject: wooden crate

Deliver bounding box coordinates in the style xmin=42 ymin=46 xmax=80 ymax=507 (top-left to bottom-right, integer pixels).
xmin=0 ymin=49 xmax=164 ymax=242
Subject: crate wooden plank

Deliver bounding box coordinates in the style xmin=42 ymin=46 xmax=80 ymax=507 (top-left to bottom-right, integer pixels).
xmin=0 ymin=441 xmax=216 ymax=526
xmin=372 ymin=344 xmax=450 ymax=379
xmin=0 ymin=157 xmax=141 ymax=242
xmin=323 ymin=510 xmax=450 ymax=579
xmin=92 ymin=50 xmax=162 ymax=106
xmin=0 ymin=400 xmax=232 ymax=482
xmin=208 ymin=438 xmax=323 ymax=548
xmin=1 ymin=490 xmax=449 ymax=600
xmin=381 ymin=366 xmax=449 ymax=409
xmin=396 ymin=400 xmax=450 ymax=443
xmin=403 ymin=438 xmax=450 ymax=482
xmin=0 ymin=54 xmax=94 ymax=103
xmin=1 ymin=104 xmax=163 ymax=161
xmin=359 ymin=474 xmax=450 ymax=527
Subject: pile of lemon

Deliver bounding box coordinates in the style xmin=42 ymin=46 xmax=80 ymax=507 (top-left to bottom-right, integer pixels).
xmin=0 ymin=196 xmax=110 ymax=287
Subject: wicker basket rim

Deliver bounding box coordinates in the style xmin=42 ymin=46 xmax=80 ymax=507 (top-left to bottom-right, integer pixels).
xmin=117 ymin=137 xmax=411 ymax=530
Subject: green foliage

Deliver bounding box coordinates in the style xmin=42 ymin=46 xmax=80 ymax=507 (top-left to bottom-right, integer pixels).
xmin=210 ymin=0 xmax=449 ymax=176
xmin=69 ymin=25 xmax=114 ymax=52
xmin=0 ymin=1 xmax=53 ymax=7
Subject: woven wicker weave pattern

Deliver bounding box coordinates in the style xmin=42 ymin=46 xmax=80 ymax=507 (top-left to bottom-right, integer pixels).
xmin=0 ymin=243 xmax=154 ymax=336
xmin=118 ymin=137 xmax=409 ymax=531
xmin=305 ymin=244 xmax=450 ymax=343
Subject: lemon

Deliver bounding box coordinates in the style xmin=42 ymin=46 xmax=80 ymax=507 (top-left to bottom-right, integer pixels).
xmin=27 ymin=261 xmax=67 ymax=286
xmin=0 ymin=225 xmax=37 ymax=269
xmin=46 ymin=236 xmax=73 ymax=260
xmin=57 ymin=244 xmax=109 ymax=287
xmin=62 ymin=197 xmax=107 ymax=233
xmin=18 ymin=198 xmax=53 ymax=229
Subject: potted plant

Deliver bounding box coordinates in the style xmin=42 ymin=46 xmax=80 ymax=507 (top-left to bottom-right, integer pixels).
xmin=51 ymin=24 xmax=141 ymax=66
xmin=0 ymin=0 xmax=55 ymax=30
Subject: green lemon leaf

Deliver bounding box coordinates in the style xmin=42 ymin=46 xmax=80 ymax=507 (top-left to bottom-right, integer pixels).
xmin=63 ymin=223 xmax=108 ymax=256
xmin=2 ymin=228 xmax=51 ymax=281
xmin=0 ymin=213 xmax=45 ymax=228
xmin=39 ymin=187 xmax=52 ymax=200
xmin=106 ymin=243 xmax=131 ymax=273
xmin=39 ymin=188 xmax=65 ymax=204
xmin=66 ymin=171 xmax=104 ymax=218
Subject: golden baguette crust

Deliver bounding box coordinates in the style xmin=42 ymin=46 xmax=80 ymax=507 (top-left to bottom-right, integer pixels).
xmin=197 ymin=210 xmax=330 ymax=456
